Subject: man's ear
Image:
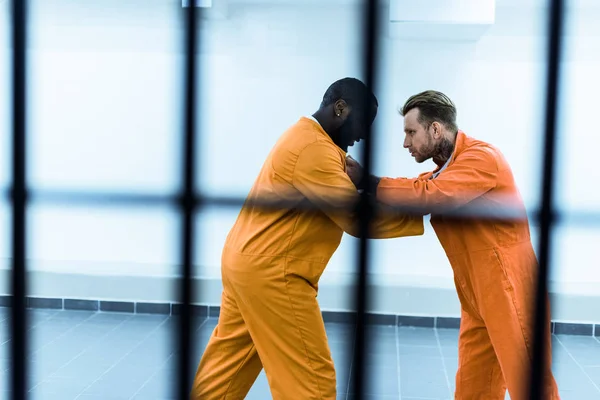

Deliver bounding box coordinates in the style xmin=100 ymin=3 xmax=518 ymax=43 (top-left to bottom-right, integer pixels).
xmin=432 ymin=121 xmax=443 ymax=139
xmin=334 ymin=100 xmax=353 ymax=121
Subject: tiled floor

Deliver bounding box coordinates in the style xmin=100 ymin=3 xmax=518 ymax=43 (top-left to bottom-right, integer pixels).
xmin=0 ymin=309 xmax=598 ymax=399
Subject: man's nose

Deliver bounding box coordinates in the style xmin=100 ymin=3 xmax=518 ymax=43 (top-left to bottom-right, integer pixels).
xmin=403 ymin=136 xmax=410 ymax=148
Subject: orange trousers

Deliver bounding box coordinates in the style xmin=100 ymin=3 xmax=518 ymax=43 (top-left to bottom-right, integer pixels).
xmin=190 ymin=251 xmax=337 ymax=399
xmin=453 ymin=259 xmax=560 ymax=399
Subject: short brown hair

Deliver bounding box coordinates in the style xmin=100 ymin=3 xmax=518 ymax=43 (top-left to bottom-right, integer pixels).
xmin=400 ymin=90 xmax=458 ymax=133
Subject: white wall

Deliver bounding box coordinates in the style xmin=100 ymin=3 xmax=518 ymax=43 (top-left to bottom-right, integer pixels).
xmin=370 ymin=3 xmax=600 ymax=292
xmin=0 ymin=0 xmax=598 ymax=305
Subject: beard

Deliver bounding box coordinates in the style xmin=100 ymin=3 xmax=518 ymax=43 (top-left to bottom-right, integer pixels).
xmin=415 ymin=133 xmax=454 ymax=164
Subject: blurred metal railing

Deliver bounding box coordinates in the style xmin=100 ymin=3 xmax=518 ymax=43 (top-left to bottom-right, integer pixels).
xmin=530 ymin=0 xmax=564 ymax=398
xmin=349 ymin=0 xmax=380 ymax=397
xmin=177 ymin=0 xmax=199 ymax=398
xmin=6 ymin=0 xmax=567 ymax=399
xmin=10 ymin=0 xmax=28 ymax=399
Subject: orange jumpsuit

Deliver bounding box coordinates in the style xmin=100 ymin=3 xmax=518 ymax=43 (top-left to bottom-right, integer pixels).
xmin=191 ymin=117 xmax=424 ymax=400
xmin=375 ymin=131 xmax=560 ymax=400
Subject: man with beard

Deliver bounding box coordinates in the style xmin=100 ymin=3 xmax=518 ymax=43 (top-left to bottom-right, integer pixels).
xmin=190 ymin=78 xmax=424 ymax=400
xmin=346 ymin=90 xmax=561 ymax=400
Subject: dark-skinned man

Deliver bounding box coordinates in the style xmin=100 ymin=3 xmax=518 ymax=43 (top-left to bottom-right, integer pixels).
xmin=191 ymin=78 xmax=424 ymax=400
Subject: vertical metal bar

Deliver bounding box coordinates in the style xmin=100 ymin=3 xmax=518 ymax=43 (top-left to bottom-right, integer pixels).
xmin=177 ymin=0 xmax=199 ymax=398
xmin=529 ymin=0 xmax=564 ymax=398
xmin=351 ymin=0 xmax=380 ymax=398
xmin=10 ymin=0 xmax=28 ymax=399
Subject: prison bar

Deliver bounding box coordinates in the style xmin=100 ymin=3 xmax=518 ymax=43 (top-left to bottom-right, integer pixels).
xmin=350 ymin=0 xmax=380 ymax=397
xmin=177 ymin=0 xmax=200 ymax=398
xmin=10 ymin=0 xmax=29 ymax=398
xmin=6 ymin=188 xmax=600 ymax=228
xmin=529 ymin=0 xmax=564 ymax=398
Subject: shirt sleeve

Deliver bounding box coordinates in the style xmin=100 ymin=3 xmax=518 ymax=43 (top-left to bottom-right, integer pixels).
xmin=292 ymin=141 xmax=424 ymax=239
xmin=376 ymin=146 xmax=499 ymax=215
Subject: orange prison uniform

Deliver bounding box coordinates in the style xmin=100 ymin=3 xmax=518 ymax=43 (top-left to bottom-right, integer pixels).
xmin=375 ymin=131 xmax=560 ymax=400
xmin=190 ymin=116 xmax=424 ymax=400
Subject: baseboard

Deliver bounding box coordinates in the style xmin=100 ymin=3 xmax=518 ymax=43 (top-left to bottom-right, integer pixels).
xmin=1 ymin=295 xmax=598 ymax=337
xmin=0 ymin=269 xmax=599 ymax=337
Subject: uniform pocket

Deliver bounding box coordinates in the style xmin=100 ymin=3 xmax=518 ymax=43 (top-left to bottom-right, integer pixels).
xmin=283 ymin=256 xmax=327 ymax=290
xmin=492 ymin=248 xmax=514 ymax=292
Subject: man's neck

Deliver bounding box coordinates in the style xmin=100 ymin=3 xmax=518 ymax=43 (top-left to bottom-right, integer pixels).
xmin=311 ymin=110 xmax=347 ymax=151
xmin=312 ymin=111 xmax=329 ymax=132
xmin=432 ymin=132 xmax=457 ymax=167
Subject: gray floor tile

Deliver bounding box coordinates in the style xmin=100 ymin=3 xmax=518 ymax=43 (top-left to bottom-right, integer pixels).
xmin=351 ymin=366 xmax=400 ymax=396
xmin=556 ymin=335 xmax=600 ymax=367
xmin=445 ymin=356 xmax=458 ymax=378
xmin=552 ymin=361 xmax=600 ymax=392
xmin=439 ymin=345 xmax=458 ymax=358
xmin=586 ymin=366 xmax=600 ymax=387
xmin=551 ymin=336 xmax=575 ymax=365
xmin=399 ymin=353 xmax=450 ymax=397
xmin=28 ymin=376 xmax=89 ymax=395
xmin=402 ymin=384 xmax=452 ymax=399
xmin=397 ymin=326 xmax=438 ymax=347
xmin=398 ymin=344 xmax=440 ymax=357
xmin=558 ymin=389 xmax=600 ymax=400
xmin=329 ymin=341 xmax=354 ymax=358
xmin=0 ymin=311 xmax=598 ymax=399
xmin=403 ymin=398 xmax=453 ymax=400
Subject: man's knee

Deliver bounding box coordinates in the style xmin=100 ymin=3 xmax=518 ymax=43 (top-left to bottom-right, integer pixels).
xmin=454 ymin=344 xmax=506 ymax=400
xmin=265 ymin=358 xmax=337 ymax=400
xmin=455 ymin=365 xmax=506 ymax=400
xmin=191 ymin=345 xmax=261 ymax=400
xmin=190 ymin=383 xmax=248 ymax=400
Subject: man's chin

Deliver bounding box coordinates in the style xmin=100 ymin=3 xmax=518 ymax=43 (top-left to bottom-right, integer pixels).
xmin=413 ymin=154 xmax=433 ymax=164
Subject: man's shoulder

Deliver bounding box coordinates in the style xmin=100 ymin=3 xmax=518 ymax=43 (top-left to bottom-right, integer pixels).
xmin=459 ymin=133 xmax=511 ymax=172
xmin=276 ymin=117 xmax=327 ymax=152
xmin=461 ymin=134 xmax=503 ymax=159
xmin=269 ymin=118 xmax=342 ymax=173
xmin=283 ymin=119 xmax=345 ymax=162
